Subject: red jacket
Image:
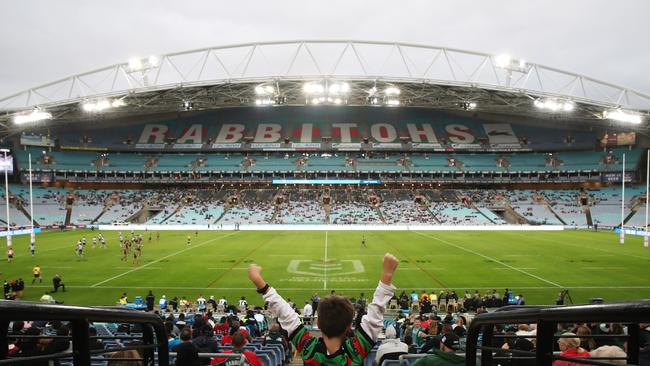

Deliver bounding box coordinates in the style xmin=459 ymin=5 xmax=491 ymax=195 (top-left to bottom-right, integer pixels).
xmin=210 ymin=350 xmax=262 ymax=366
xmin=552 ymin=348 xmax=591 ymax=366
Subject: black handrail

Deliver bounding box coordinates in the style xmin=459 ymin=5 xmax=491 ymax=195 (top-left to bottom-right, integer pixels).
xmin=0 ymin=300 xmax=168 ymax=366
xmin=466 ymin=300 xmax=650 ymax=366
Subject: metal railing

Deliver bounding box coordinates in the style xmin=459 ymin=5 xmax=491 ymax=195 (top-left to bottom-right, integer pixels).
xmin=0 ymin=300 xmax=168 ymax=366
xmin=466 ymin=301 xmax=650 ymax=366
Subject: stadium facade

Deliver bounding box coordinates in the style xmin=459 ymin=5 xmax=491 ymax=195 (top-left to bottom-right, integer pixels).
xmin=0 ymin=41 xmax=649 ymax=229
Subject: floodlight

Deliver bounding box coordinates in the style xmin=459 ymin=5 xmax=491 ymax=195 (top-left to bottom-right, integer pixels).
xmin=460 ymin=101 xmax=477 ymax=110
xmin=386 ymin=99 xmax=400 ymax=107
xmin=495 ymin=54 xmax=512 ymax=68
xmin=534 ymin=98 xmax=574 ymax=113
xmin=303 ymin=82 xmax=324 ymax=94
xmin=604 ymin=109 xmax=642 ymax=124
xmin=254 ymin=98 xmax=275 ymax=106
xmin=82 ymin=98 xmax=126 ymax=113
xmin=255 ymin=85 xmax=275 ymax=95
xmin=13 ymin=109 xmax=53 ymax=125
xmin=384 ymin=86 xmax=401 ymax=96
xmin=183 ymin=101 xmax=194 ymax=110
xmin=128 ymin=58 xmax=143 ymax=70
xmin=111 ymin=99 xmax=126 ymax=108
xmin=148 ymin=56 xmax=160 ymax=67
xmin=329 ymin=82 xmax=350 ymax=95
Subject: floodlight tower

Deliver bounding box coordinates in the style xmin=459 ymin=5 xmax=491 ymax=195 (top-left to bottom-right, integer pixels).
xmin=1 ymin=148 xmax=11 ymax=247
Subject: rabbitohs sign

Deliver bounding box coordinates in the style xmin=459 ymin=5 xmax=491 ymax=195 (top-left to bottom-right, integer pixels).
xmin=136 ymin=122 xmax=523 ymax=151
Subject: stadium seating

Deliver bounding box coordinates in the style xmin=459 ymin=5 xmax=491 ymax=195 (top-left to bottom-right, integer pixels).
xmin=14 ymin=147 xmax=643 ymax=174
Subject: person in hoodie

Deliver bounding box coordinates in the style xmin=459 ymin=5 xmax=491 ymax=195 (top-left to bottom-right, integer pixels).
xmin=191 ymin=324 xmax=220 ymax=365
xmin=376 ymin=324 xmax=408 ymax=365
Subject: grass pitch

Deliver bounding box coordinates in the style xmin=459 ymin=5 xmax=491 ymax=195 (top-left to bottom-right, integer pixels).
xmin=1 ymin=229 xmax=650 ymax=307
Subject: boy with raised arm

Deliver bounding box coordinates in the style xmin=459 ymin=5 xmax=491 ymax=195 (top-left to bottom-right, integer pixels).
xmin=247 ymin=253 xmax=399 ymax=365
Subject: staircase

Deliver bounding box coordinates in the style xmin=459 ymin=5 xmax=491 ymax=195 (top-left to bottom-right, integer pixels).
xmin=16 ymin=202 xmax=39 ymax=227
xmin=584 ymin=206 xmax=593 ymax=227
xmin=64 ymin=206 xmax=72 ymax=226
xmin=546 ymin=204 xmax=567 ymax=225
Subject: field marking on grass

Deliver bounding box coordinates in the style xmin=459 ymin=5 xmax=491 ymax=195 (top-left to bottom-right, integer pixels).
xmin=91 ymin=232 xmax=238 ymax=287
xmin=581 ymin=267 xmax=626 ymax=270
xmin=414 ymin=231 xmax=564 ymax=288
xmin=494 ymin=267 xmax=537 ymax=270
xmin=116 ymin=267 xmax=162 ymax=270
xmin=323 ymin=231 xmax=328 ymax=290
xmin=381 ymin=238 xmax=451 ymax=289
xmin=204 ymin=234 xmax=271 ymax=288
xmin=207 ymin=267 xmax=248 ymax=270
xmin=506 ymin=232 xmax=650 ymax=261
xmin=26 ymin=285 xmax=650 ymax=291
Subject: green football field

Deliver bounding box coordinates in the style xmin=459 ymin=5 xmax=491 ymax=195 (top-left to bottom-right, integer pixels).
xmin=1 ymin=229 xmax=650 ymax=307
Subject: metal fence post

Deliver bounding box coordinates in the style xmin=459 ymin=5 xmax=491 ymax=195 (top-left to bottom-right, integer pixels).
xmin=536 ymin=320 xmax=555 ymax=366
xmin=71 ymin=319 xmax=90 ymax=366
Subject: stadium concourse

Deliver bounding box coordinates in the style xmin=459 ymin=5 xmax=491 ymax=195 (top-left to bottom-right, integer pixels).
xmin=1 ymin=41 xmax=650 ymax=365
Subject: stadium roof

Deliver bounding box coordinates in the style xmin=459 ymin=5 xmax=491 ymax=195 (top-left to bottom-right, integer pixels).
xmin=1 ymin=40 xmax=649 ymax=133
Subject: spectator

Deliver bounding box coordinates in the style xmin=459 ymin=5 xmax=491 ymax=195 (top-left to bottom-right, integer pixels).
xmin=376 ymin=325 xmax=408 ymax=365
xmin=159 ymin=295 xmax=168 ymax=311
xmin=303 ymin=301 xmax=313 ymax=325
xmin=192 ymin=325 xmax=220 ymax=364
xmin=412 ymin=332 xmax=464 ymax=366
xmin=172 ymin=327 xmax=200 ymax=366
xmin=88 ymin=327 xmax=104 ymax=351
xmin=574 ymin=325 xmax=596 ymax=351
xmin=107 ymin=349 xmax=142 ymax=366
xmin=264 ymin=323 xmax=289 ymax=359
xmin=553 ymin=332 xmax=590 ymax=366
xmin=246 ymin=253 xmax=398 ymax=365
xmin=145 ymin=290 xmax=155 ymax=311
xmin=210 ymin=331 xmax=262 ymax=366
xmin=166 ymin=321 xmax=181 ymax=349
xmin=590 ymin=345 xmax=626 ymax=366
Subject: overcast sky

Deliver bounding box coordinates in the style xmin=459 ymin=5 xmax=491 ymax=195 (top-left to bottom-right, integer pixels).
xmin=1 ymin=0 xmax=648 ymax=98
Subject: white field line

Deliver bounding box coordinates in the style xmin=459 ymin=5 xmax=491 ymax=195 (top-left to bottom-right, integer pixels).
xmin=27 ymin=285 xmax=650 ymax=291
xmin=207 ymin=267 xmax=248 ymax=270
xmin=414 ymin=231 xmax=564 ymax=288
xmin=324 ymin=231 xmax=328 ymax=290
xmin=91 ymin=232 xmax=238 ymax=287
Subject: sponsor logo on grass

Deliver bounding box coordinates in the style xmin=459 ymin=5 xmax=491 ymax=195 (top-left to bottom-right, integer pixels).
xmin=286 ymin=259 xmax=365 ymax=277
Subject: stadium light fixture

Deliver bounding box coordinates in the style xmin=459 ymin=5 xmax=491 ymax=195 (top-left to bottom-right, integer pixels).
xmin=384 ymin=86 xmax=401 ymax=96
xmin=533 ymin=98 xmax=574 ymax=112
xmin=460 ymin=101 xmax=477 ymax=110
xmin=495 ymin=54 xmax=530 ymax=74
xmin=495 ymin=54 xmax=512 ymax=68
xmin=82 ymin=98 xmax=127 ymax=113
xmin=303 ymin=81 xmax=348 ymax=105
xmin=13 ymin=109 xmax=53 ymax=125
xmin=128 ymin=55 xmax=161 ymax=71
xmin=255 ymin=97 xmax=276 ymax=106
xmin=604 ymin=109 xmax=643 ymax=124
xmin=254 ymin=85 xmax=275 ymax=96
xmin=182 ymin=101 xmax=194 ymax=110
xmin=303 ymin=82 xmax=325 ymax=95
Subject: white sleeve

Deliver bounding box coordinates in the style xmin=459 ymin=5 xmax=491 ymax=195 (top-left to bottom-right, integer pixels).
xmin=262 ymin=287 xmax=301 ymax=335
xmin=361 ymin=281 xmax=396 ymax=341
